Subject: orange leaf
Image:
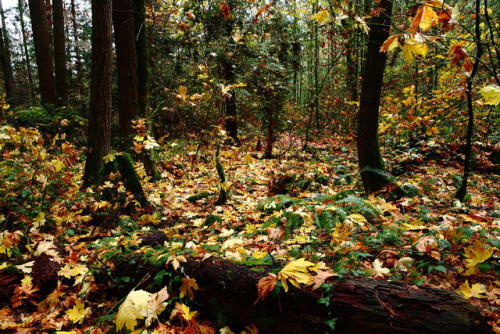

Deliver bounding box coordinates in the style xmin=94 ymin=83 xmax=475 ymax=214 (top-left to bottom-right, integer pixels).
xmin=256 ymin=273 xmax=277 ymax=303
xmin=380 ymin=34 xmax=401 ymax=52
xmin=220 ymin=2 xmax=230 ymax=19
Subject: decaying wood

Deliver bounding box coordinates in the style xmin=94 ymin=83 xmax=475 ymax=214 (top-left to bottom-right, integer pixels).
xmin=113 ymin=254 xmax=491 ymax=334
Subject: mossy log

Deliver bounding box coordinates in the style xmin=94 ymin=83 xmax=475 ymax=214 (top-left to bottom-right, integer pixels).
xmin=113 ymin=253 xmax=491 ymax=334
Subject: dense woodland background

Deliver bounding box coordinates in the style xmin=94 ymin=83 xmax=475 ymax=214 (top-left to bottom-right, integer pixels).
xmin=0 ymin=0 xmax=499 ymax=333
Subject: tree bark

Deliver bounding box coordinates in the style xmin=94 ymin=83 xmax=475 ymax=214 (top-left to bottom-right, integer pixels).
xmin=70 ymin=0 xmax=84 ymax=97
xmin=0 ymin=0 xmax=15 ymax=105
xmin=82 ymin=0 xmax=112 ymax=188
xmin=181 ymin=259 xmax=490 ymax=334
xmin=28 ymin=0 xmax=57 ymax=105
xmin=113 ymin=254 xmax=491 ymax=334
xmin=357 ymin=0 xmax=392 ymax=193
xmin=113 ymin=0 xmax=138 ymax=149
xmin=18 ymin=0 xmax=34 ymax=104
xmin=455 ymin=0 xmax=483 ymax=202
xmin=52 ymin=0 xmax=68 ymax=103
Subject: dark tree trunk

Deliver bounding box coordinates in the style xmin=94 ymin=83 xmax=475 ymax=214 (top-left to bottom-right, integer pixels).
xmin=0 ymin=0 xmax=15 ymax=105
xmin=82 ymin=0 xmax=112 ymax=188
xmin=18 ymin=0 xmax=34 ymax=104
xmin=112 ymin=0 xmax=137 ymax=149
xmin=28 ymin=0 xmax=57 ymax=105
xmin=264 ymin=108 xmax=274 ymax=158
xmin=70 ymin=0 xmax=84 ymax=97
xmin=455 ymin=0 xmax=482 ymax=202
xmin=52 ymin=0 xmax=67 ymax=103
xmin=133 ymin=0 xmax=149 ymax=121
xmin=357 ymin=0 xmax=392 ymax=193
xmin=223 ymin=58 xmax=238 ymax=142
xmin=133 ymin=0 xmax=160 ymax=180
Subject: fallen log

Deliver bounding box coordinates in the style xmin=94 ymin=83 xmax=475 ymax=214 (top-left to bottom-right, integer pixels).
xmin=114 ymin=255 xmax=491 ymax=334
xmin=183 ymin=259 xmax=491 ymax=334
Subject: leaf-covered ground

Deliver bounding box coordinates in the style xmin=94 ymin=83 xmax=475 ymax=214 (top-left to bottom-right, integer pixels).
xmin=0 ymin=125 xmax=499 ymax=333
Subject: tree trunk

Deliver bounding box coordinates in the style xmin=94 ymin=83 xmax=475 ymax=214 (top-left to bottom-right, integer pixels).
xmin=70 ymin=0 xmax=84 ymax=97
xmin=113 ymin=255 xmax=491 ymax=334
xmin=18 ymin=0 xmax=34 ymax=104
xmin=28 ymin=0 xmax=57 ymax=105
xmin=133 ymin=0 xmax=160 ymax=180
xmin=264 ymin=108 xmax=274 ymax=158
xmin=112 ymin=0 xmax=138 ymax=149
xmin=455 ymin=0 xmax=483 ymax=202
xmin=82 ymin=0 xmax=112 ymax=188
xmin=52 ymin=0 xmax=67 ymax=103
xmin=133 ymin=0 xmax=149 ymax=122
xmin=0 ymin=0 xmax=15 ymax=105
xmin=357 ymin=0 xmax=392 ymax=193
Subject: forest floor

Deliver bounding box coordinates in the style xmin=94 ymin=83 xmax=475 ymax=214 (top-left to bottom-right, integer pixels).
xmin=0 ymin=125 xmax=499 ymax=333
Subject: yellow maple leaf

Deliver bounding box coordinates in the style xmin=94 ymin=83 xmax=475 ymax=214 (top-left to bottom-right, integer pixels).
xmin=166 ymin=254 xmax=187 ymax=271
xmin=180 ymin=304 xmax=197 ymax=321
xmin=380 ymin=34 xmax=401 ymax=53
xmin=457 ymin=281 xmax=487 ymax=299
xmin=463 ymin=240 xmax=496 ymax=274
xmin=478 ymin=85 xmax=500 ymax=106
xmin=179 ymin=276 xmax=199 ymax=300
xmin=65 ymin=300 xmax=91 ymax=324
xmin=311 ymin=10 xmax=329 ymax=25
xmin=278 ymin=258 xmax=314 ymax=292
xmin=417 ymin=5 xmax=439 ymax=32
xmin=244 ymin=153 xmax=256 ymax=164
xmin=116 ymin=289 xmax=151 ymax=331
xmin=402 ymin=38 xmax=428 ymax=62
xmin=102 ymin=153 xmax=116 ymax=163
xmin=50 ymin=159 xmax=65 ymax=172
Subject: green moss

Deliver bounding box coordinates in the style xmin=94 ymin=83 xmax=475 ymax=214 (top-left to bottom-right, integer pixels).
xmin=204 ymin=214 xmax=222 ymax=225
xmin=187 ymin=191 xmax=211 ymax=203
xmin=117 ymin=153 xmax=149 ymax=207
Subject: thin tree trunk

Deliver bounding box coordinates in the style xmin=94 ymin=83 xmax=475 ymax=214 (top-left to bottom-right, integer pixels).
xmin=70 ymin=0 xmax=83 ymax=97
xmin=0 ymin=0 xmax=16 ymax=105
xmin=28 ymin=0 xmax=57 ymax=105
xmin=18 ymin=0 xmax=34 ymax=103
xmin=52 ymin=0 xmax=67 ymax=103
xmin=357 ymin=0 xmax=392 ymax=193
xmin=455 ymin=0 xmax=483 ymax=202
xmin=82 ymin=0 xmax=112 ymax=188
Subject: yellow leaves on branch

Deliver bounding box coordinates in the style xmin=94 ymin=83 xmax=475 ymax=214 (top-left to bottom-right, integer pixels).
xmin=478 ymin=85 xmax=500 ymax=106
xmin=115 ymin=287 xmax=170 ymax=331
xmin=402 ymin=37 xmax=428 ymax=62
xmin=411 ymin=3 xmax=439 ymax=35
xmin=380 ymin=34 xmax=428 ymax=62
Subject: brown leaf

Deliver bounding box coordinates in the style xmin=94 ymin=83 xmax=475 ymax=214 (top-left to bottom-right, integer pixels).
xmin=255 ymin=273 xmax=277 ymax=304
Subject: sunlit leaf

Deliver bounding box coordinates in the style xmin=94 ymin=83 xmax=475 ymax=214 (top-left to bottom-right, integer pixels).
xmin=478 ymin=85 xmax=500 ymax=106
xmin=311 ymin=10 xmax=329 ymax=25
